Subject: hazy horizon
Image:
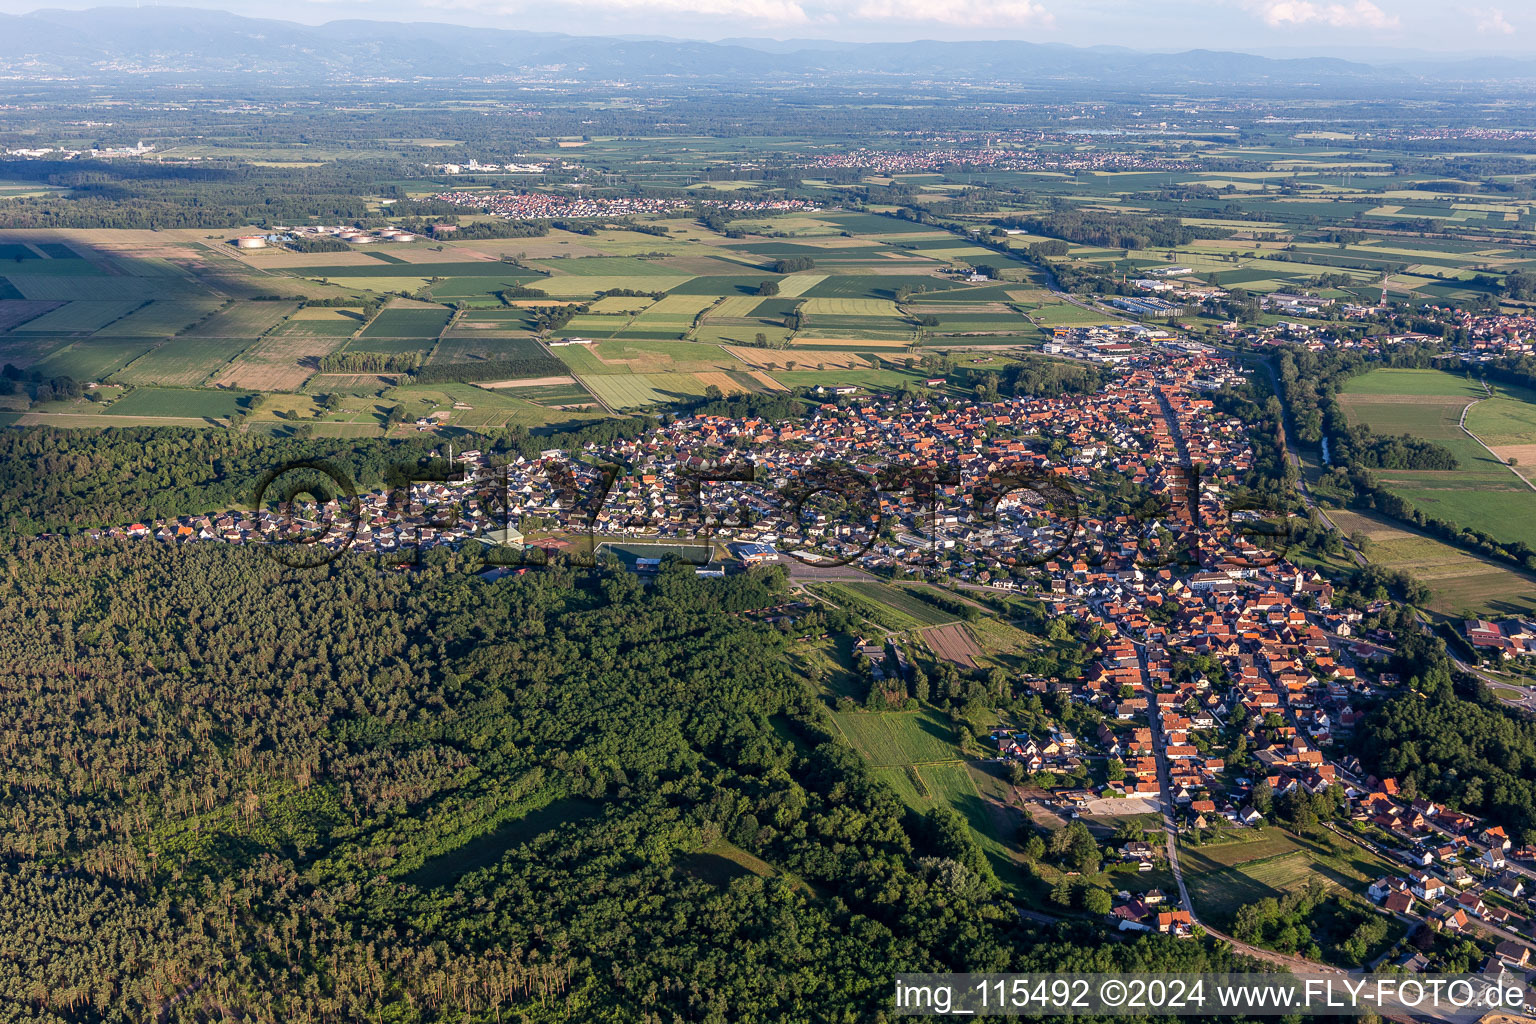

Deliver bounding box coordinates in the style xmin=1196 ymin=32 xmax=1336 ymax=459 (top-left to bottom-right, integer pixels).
xmin=1 ymin=0 xmax=1531 ymax=57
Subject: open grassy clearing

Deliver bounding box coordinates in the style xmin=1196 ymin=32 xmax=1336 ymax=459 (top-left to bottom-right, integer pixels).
xmin=1466 ymin=393 xmax=1536 ymax=446
xmin=837 ymin=581 xmax=961 ymax=626
xmin=831 ymin=707 xmax=962 ymax=766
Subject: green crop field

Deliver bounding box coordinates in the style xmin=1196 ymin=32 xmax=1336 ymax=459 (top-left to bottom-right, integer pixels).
xmin=1340 ymin=368 xmax=1536 ymax=548
xmin=580 ymin=372 xmax=710 ymax=409
xmin=1178 ymin=827 xmax=1398 ymax=931
xmin=7 ymin=275 xmax=165 ymax=302
xmin=104 ymin=386 xmax=251 ymax=420
xmin=106 ymin=299 xmax=225 ymax=337
xmin=113 ymin=338 xmax=246 ymax=387
xmin=532 ymin=256 xmax=678 ymax=276
xmin=830 ymin=707 xmax=962 ymax=767
xmin=1466 ymin=393 xmax=1536 ymax=446
xmin=272 ymin=318 xmax=363 ymax=339
xmin=13 ymin=300 xmax=142 ymax=334
xmin=583 ymin=340 xmax=739 ymax=374
xmin=837 ymin=582 xmax=960 ymax=626
xmin=1340 ymin=367 xmax=1485 ymax=398
xmin=183 ymin=301 xmax=299 ymax=337
xmin=32 ymin=339 xmax=156 ymax=381
xmin=359 ymin=306 xmax=453 ymax=338
xmin=508 ymin=383 xmax=594 ymax=406
xmin=1324 ymin=508 xmax=1536 ymax=619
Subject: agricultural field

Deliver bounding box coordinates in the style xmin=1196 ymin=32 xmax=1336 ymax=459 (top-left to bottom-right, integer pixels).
xmin=102 ymin=386 xmax=251 ymax=421
xmin=14 ymin=300 xmax=142 ymax=334
xmin=112 ymin=338 xmax=247 ymax=387
xmin=358 ymin=305 xmax=454 ymax=338
xmin=580 ymin=372 xmax=715 ymax=409
xmin=924 ymin=623 xmax=985 ymax=669
xmin=106 ymin=298 xmax=225 ymax=337
xmin=30 ymin=339 xmax=157 ymax=381
xmin=184 ymin=301 xmax=299 ymax=337
xmin=837 ymin=582 xmax=961 ymax=626
xmin=1339 ymin=368 xmax=1536 ymax=549
xmin=210 ymin=332 xmax=347 ymax=391
xmin=830 ymin=707 xmax=962 ymax=766
xmin=1324 ymin=507 xmax=1536 ymax=619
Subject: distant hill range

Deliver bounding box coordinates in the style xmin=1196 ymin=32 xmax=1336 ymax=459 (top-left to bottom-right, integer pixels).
xmin=2 ymin=5 xmax=1533 ymax=89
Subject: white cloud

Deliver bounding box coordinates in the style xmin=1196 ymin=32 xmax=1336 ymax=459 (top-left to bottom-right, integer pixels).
xmin=1470 ymin=6 xmax=1514 ymax=34
xmin=849 ymin=0 xmax=1052 ymax=27
xmin=1249 ymin=0 xmax=1398 ymax=29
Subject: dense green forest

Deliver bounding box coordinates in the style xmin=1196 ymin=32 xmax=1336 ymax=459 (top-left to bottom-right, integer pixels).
xmin=0 ymin=542 xmax=1255 ymax=1021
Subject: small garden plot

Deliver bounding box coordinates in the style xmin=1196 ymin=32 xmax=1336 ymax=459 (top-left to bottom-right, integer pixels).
xmin=924 ymin=623 xmax=984 ymax=669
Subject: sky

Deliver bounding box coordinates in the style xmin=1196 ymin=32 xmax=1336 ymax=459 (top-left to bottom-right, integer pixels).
xmin=2 ymin=0 xmax=1530 ymax=54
